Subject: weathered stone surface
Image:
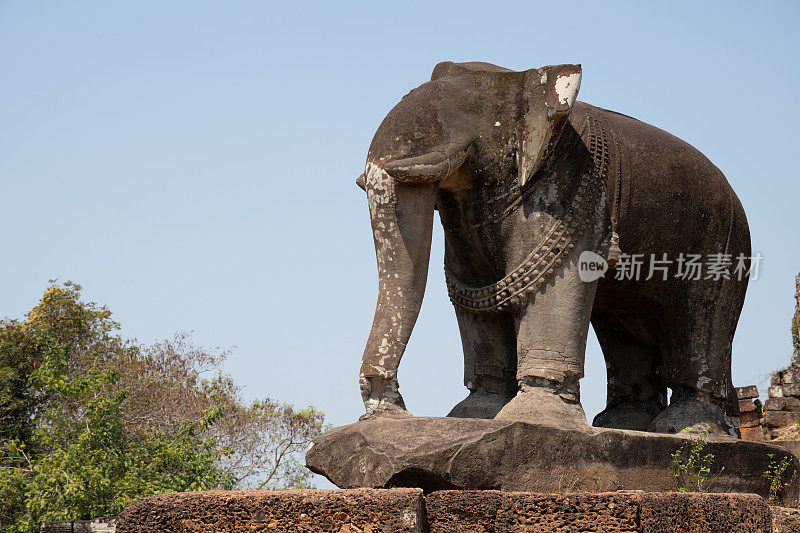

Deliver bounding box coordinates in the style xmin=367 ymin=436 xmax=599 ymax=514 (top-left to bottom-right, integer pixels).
xmin=794 ymin=273 xmax=800 ymax=367
xmin=637 ymin=492 xmax=770 ymax=532
xmin=782 ymin=383 xmax=800 ymax=397
xmin=739 ymin=396 xmax=764 ymax=442
xmin=116 ymin=488 xmax=776 ymax=533
xmin=306 ymin=416 xmax=800 ymax=505
xmin=427 ymin=491 xmax=768 ymax=532
xmin=425 ymin=490 xmax=642 ymax=532
xmin=782 ymin=367 xmax=800 ymax=385
xmin=739 ymin=399 xmax=758 ymax=413
xmin=769 ymin=385 xmax=785 ymax=398
xmin=771 ymin=440 xmax=800 ymax=461
xmin=765 ymin=411 xmax=798 ymax=429
xmin=41 ymin=519 xmax=115 ymax=533
xmin=765 ymin=397 xmax=800 ymax=412
xmin=741 ymin=425 xmax=764 ymax=442
xmin=741 ymin=412 xmax=761 ymax=427
xmin=793 ymin=273 xmax=800 ymax=367
xmin=736 ymin=385 xmax=760 ymax=399
xmin=116 ymin=489 xmax=426 ymax=533
xmin=772 ymin=505 xmax=800 ymax=533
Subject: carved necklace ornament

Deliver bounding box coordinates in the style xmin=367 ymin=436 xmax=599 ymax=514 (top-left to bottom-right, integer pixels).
xmin=445 ymin=116 xmax=610 ymax=312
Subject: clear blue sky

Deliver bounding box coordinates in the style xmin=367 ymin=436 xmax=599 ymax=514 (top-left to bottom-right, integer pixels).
xmin=1 ymin=0 xmax=798 ymax=459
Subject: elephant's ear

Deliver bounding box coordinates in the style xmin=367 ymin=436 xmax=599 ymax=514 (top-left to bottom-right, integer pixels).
xmin=519 ymin=64 xmax=581 ymax=187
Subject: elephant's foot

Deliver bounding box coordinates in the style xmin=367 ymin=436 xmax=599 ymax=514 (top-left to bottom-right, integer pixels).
xmin=647 ymin=388 xmax=738 ymax=437
xmin=359 ymin=402 xmax=413 ymax=421
xmin=359 ymin=375 xmax=412 ymax=420
xmin=447 ymin=390 xmax=511 ymax=419
xmin=448 ymin=375 xmax=515 ymax=419
xmin=592 ymin=401 xmax=662 ymax=431
xmin=495 ymin=378 xmax=589 ymax=430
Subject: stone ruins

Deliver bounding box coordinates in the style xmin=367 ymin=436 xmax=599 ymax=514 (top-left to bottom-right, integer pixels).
xmin=738 ymin=274 xmax=800 ymax=459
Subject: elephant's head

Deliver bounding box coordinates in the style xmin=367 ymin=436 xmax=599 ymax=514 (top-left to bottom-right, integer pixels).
xmin=358 ymin=61 xmax=581 ymax=415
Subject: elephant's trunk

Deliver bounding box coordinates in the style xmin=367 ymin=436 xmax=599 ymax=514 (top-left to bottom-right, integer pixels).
xmin=359 ymin=162 xmax=436 ymax=414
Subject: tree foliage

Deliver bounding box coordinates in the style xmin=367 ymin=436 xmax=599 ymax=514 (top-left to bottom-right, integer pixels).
xmin=0 ymin=282 xmax=325 ymax=531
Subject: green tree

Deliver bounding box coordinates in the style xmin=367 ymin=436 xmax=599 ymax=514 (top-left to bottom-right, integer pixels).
xmin=0 ymin=282 xmax=325 ymax=531
xmin=113 ymin=333 xmax=326 ymax=490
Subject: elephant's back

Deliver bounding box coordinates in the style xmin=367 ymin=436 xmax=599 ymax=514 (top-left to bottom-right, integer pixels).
xmin=572 ymin=102 xmax=750 ymax=261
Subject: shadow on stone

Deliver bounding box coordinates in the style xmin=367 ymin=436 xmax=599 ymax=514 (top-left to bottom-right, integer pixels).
xmin=388 ymin=468 xmax=460 ymax=494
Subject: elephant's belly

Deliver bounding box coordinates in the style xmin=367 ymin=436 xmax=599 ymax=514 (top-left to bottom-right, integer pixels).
xmin=439 ymin=201 xmax=514 ymax=287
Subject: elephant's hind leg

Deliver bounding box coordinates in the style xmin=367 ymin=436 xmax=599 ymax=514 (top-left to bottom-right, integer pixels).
xmin=646 ymin=275 xmax=746 ymax=436
xmin=590 ymin=307 xmax=667 ymax=431
xmin=447 ymin=308 xmax=518 ymax=419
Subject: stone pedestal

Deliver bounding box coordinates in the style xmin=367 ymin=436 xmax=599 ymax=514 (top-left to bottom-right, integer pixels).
xmin=306 ymin=416 xmax=799 ymax=505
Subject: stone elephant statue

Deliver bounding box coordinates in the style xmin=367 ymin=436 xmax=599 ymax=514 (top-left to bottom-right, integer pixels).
xmin=357 ymin=61 xmax=750 ymax=436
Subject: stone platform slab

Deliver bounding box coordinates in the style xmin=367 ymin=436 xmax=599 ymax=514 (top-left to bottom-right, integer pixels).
xmin=116 ymin=488 xmax=788 ymax=532
xmin=305 ymin=416 xmax=800 ymax=505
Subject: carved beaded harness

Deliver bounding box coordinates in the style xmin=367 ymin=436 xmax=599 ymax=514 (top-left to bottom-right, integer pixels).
xmin=444 ymin=116 xmax=610 ymax=312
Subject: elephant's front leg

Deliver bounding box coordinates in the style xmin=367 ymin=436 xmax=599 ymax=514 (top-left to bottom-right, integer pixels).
xmin=496 ymin=259 xmax=597 ymax=429
xmin=447 ymin=308 xmax=518 ymax=419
